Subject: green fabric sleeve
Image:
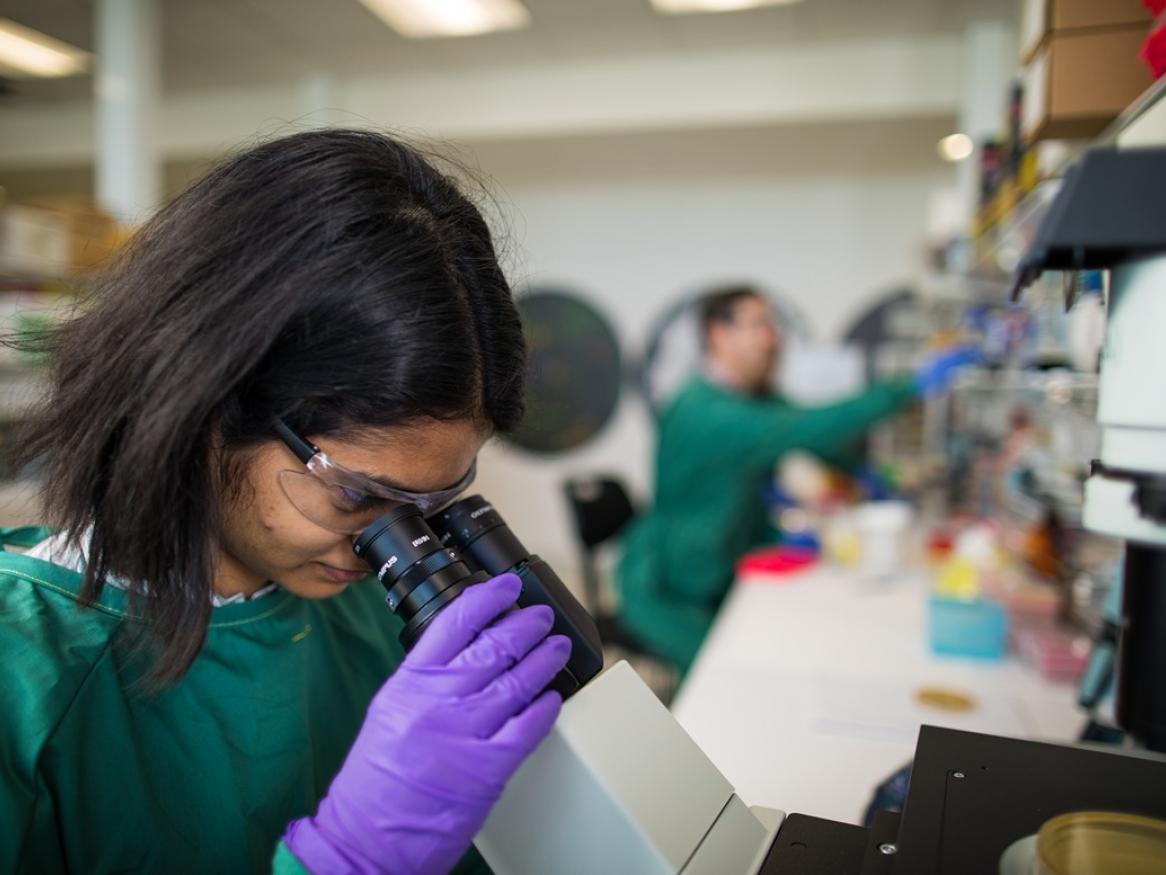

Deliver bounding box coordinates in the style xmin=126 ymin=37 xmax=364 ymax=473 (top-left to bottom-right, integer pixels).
xmin=616 ymin=519 xmax=714 ymax=674
xmin=0 ymin=747 xmax=36 ymax=874
xmin=0 ymin=526 xmax=55 ymax=550
xmin=452 ymin=846 xmax=494 ymax=874
xmin=0 ymin=564 xmax=115 ymax=875
xmin=705 ymin=378 xmax=918 ymax=472
xmin=272 ymin=840 xmax=494 ymax=874
xmin=272 ymin=842 xmax=310 ymax=875
xmin=620 ymin=581 xmax=713 ymax=674
xmin=805 ymin=441 xmax=863 ymax=476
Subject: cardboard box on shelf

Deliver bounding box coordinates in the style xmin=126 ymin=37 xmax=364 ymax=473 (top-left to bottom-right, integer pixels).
xmin=23 ymin=199 xmax=124 ymax=273
xmin=1022 ymin=25 xmax=1154 ymax=143
xmin=66 ymin=210 xmax=121 ymax=272
xmin=1020 ymin=0 xmax=1152 ymax=64
xmin=0 ymin=206 xmax=70 ymax=278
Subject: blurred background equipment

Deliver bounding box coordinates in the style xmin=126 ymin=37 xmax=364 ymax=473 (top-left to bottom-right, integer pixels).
xmin=1010 ymin=144 xmax=1166 ymax=753
xmin=0 ymin=194 xmax=125 ymax=525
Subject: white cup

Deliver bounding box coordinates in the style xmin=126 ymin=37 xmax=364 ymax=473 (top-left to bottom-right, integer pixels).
xmin=854 ymin=500 xmax=913 ymax=580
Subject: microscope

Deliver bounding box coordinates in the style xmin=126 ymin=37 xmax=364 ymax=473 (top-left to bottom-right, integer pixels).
xmin=1011 ymin=146 xmax=1166 ymax=757
xmin=360 ymin=147 xmax=1166 ymax=872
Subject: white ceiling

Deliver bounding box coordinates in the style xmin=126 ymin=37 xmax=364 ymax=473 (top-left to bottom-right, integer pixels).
xmin=3 ymin=0 xmax=1016 ymax=103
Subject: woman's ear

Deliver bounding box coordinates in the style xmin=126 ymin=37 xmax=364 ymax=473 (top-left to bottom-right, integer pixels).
xmin=209 ymin=425 xmax=259 ymax=510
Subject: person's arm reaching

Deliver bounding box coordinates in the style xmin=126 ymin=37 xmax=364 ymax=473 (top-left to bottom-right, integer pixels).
xmin=689 ymin=346 xmax=980 ymax=474
xmin=680 ymin=378 xmax=917 ymax=474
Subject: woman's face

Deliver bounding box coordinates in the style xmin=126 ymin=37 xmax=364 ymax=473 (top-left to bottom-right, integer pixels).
xmin=217 ymin=418 xmax=489 ymax=600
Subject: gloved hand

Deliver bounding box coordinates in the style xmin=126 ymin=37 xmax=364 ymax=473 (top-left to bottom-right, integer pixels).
xmin=914 ymin=346 xmax=981 ymax=398
xmin=284 ymin=573 xmax=571 ymax=875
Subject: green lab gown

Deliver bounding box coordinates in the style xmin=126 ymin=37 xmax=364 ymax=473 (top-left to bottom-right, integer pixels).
xmin=0 ymin=529 xmax=491 ymax=875
xmin=617 ymin=376 xmax=918 ymax=673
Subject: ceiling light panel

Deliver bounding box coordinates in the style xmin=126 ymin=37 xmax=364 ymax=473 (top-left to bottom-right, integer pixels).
xmin=357 ymin=0 xmax=531 ymax=38
xmin=651 ymin=0 xmax=803 ymax=13
xmin=0 ymin=18 xmax=90 ymax=79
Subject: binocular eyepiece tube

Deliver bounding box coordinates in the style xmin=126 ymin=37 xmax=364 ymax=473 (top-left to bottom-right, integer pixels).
xmin=354 ymin=495 xmax=604 ymax=698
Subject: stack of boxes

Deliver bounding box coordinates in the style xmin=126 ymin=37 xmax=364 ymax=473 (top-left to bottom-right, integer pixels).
xmin=0 ymin=200 xmax=124 ymax=278
xmin=972 ymin=1 xmax=1159 ymax=270
xmin=1020 ymin=0 xmax=1156 ymax=142
xmin=0 ymin=200 xmax=125 ymax=480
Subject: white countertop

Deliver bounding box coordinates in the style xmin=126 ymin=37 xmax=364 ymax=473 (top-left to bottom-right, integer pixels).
xmin=670 ymin=565 xmax=1084 ymax=825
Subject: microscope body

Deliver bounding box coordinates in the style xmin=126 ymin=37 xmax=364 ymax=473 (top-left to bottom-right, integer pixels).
xmin=1011 ymin=146 xmax=1166 ymax=751
xmin=1084 ymin=254 xmax=1166 ymax=751
xmin=475 ymin=661 xmax=784 ymax=875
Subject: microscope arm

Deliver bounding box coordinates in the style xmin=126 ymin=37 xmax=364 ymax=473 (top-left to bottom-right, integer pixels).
xmin=475 ymin=661 xmax=784 ymax=875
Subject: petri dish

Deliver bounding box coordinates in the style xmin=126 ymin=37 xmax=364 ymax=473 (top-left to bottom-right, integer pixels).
xmin=1037 ymin=811 xmax=1166 ymax=875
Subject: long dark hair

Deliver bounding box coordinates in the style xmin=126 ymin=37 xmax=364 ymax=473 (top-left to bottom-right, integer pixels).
xmin=19 ymin=129 xmax=527 ymax=683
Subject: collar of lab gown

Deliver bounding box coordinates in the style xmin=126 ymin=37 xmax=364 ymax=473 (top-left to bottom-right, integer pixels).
xmin=24 ymin=529 xmax=280 ymax=607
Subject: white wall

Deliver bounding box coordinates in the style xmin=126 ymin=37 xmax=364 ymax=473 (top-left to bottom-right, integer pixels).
xmin=462 ymin=117 xmax=954 ymax=594
xmin=0 ymin=35 xmax=963 ymax=170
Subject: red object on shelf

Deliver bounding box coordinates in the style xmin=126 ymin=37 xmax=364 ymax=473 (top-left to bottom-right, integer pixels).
xmin=737 ymin=546 xmax=818 ymax=579
xmin=1144 ymin=1 xmax=1166 ymax=16
xmin=927 ymin=531 xmax=955 ymax=562
xmin=1143 ymin=18 xmax=1166 ymax=78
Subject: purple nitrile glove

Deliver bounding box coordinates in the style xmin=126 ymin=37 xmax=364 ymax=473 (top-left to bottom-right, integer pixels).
xmin=283 ymin=573 xmax=571 ymax=875
xmin=914 ymin=345 xmax=983 ymax=398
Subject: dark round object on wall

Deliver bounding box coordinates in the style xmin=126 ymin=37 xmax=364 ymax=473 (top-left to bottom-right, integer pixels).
xmin=506 ymin=288 xmax=622 ymax=455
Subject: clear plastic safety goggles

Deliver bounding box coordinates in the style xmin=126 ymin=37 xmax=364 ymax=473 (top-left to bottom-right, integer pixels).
xmin=273 ymin=418 xmax=476 ymax=534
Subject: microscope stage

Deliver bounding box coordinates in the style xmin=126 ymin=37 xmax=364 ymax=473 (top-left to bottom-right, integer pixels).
xmin=757 ymin=725 xmax=1166 ymax=874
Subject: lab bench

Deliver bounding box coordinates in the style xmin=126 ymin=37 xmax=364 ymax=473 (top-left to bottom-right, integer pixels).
xmin=670 ymin=565 xmax=1083 ymax=826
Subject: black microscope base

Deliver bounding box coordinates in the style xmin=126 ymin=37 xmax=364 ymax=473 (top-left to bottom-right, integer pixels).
xmin=757 ymin=724 xmax=1166 ymax=874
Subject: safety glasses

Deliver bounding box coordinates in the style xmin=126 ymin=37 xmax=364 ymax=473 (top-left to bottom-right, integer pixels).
xmin=273 ymin=418 xmax=476 ymax=535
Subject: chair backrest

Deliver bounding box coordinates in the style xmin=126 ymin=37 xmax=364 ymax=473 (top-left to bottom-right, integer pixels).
xmin=562 ymin=476 xmax=637 ymax=551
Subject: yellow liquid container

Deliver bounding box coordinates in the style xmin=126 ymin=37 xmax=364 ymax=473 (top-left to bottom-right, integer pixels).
xmin=1037 ymin=812 xmax=1166 ymax=875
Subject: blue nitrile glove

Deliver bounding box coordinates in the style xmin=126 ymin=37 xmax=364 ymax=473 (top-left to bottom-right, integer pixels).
xmin=914 ymin=346 xmax=982 ymax=397
xmin=283 ymin=573 xmax=571 ymax=875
